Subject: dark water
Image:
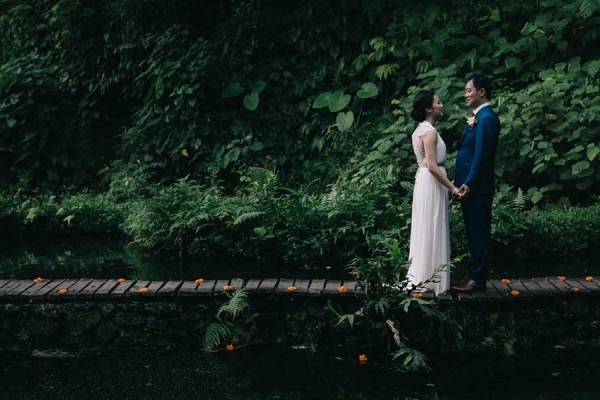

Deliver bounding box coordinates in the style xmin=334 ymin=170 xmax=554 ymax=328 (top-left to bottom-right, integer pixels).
xmin=1 ymin=345 xmax=599 ymax=399
xmin=0 ymin=238 xmax=597 ymax=281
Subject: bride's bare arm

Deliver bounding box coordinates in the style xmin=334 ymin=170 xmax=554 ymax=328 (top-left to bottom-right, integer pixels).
xmin=422 ymin=130 xmax=459 ymax=194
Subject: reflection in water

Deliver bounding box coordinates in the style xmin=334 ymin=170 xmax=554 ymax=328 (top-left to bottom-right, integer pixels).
xmin=1 ymin=345 xmax=600 ymax=399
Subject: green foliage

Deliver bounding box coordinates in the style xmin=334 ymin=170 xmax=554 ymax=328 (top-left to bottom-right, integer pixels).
xmin=203 ymin=288 xmax=256 ymax=349
xmin=328 ymin=237 xmax=463 ymax=370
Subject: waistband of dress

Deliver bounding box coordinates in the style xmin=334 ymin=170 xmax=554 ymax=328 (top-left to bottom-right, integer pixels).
xmin=418 ymin=163 xmax=445 ymax=168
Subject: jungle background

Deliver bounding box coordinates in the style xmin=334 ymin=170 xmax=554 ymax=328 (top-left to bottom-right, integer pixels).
xmin=1 ymin=0 xmax=600 ymax=276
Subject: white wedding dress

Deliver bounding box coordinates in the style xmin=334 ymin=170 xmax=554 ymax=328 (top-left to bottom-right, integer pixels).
xmin=406 ymin=121 xmax=451 ymax=295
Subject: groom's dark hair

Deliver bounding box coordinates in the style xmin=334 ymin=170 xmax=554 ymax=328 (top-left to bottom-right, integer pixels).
xmin=467 ymin=74 xmax=492 ymax=99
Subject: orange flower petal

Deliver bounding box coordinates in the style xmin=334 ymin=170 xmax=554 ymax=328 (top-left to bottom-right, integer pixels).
xmin=58 ymin=289 xmax=68 ymax=295
xmin=337 ymin=286 xmax=347 ymax=293
xmin=358 ymin=354 xmax=368 ymax=363
xmin=501 ymin=279 xmax=510 ymax=285
xmin=511 ymin=290 xmax=520 ymax=296
xmin=226 ymin=344 xmax=234 ymax=351
xmin=138 ymin=287 xmax=148 ymax=293
xmin=411 ymin=292 xmax=424 ymax=298
xmin=558 ymin=276 xmax=566 ymax=281
xmin=117 ymin=278 xmax=125 ymax=283
xmin=586 ymin=276 xmax=594 ymax=282
xmin=195 ymin=278 xmax=205 ymax=284
xmin=33 ymin=277 xmax=43 ymax=283
xmin=287 ymin=286 xmax=297 ymax=291
xmin=572 ymin=287 xmax=580 ymax=293
xmin=223 ymin=285 xmax=233 ymax=291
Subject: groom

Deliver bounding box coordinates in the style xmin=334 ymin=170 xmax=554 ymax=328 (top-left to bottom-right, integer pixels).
xmin=452 ymin=74 xmax=500 ymax=293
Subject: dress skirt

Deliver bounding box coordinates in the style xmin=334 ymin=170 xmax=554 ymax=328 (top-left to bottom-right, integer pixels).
xmin=407 ymin=166 xmax=451 ymax=295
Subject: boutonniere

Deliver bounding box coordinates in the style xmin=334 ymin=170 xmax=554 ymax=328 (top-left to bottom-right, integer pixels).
xmin=466 ymin=113 xmax=479 ymax=130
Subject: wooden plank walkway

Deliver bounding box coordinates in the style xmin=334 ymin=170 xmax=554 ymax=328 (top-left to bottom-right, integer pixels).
xmin=0 ymin=277 xmax=599 ymax=302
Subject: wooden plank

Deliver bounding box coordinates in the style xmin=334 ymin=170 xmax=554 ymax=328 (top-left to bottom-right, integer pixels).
xmin=4 ymin=280 xmax=36 ymax=299
xmin=507 ymin=279 xmax=533 ymax=299
xmin=257 ymin=279 xmax=278 ymax=293
xmin=230 ymin=278 xmax=243 ymax=290
xmin=340 ymin=281 xmax=356 ymax=296
xmin=562 ymin=279 xmax=593 ymax=295
xmin=62 ymin=279 xmax=93 ymax=298
xmin=323 ymin=280 xmax=343 ymax=295
xmin=276 ymin=278 xmax=295 ymax=294
xmin=157 ymin=280 xmax=183 ymax=296
xmin=108 ymin=280 xmax=135 ymax=297
xmin=547 ymin=277 xmax=575 ymax=295
xmin=19 ymin=280 xmax=52 ymax=298
xmin=243 ymin=279 xmax=262 ymax=292
xmin=214 ymin=279 xmax=232 ymax=294
xmin=145 ymin=281 xmax=165 ymax=296
xmin=455 ymin=292 xmax=475 ymax=302
xmin=583 ymin=277 xmax=600 ymax=290
xmin=0 ymin=279 xmax=13 ymax=289
xmin=78 ymin=279 xmax=108 ymax=299
xmin=46 ymin=280 xmax=80 ymax=299
xmin=436 ymin=291 xmax=453 ymax=304
xmin=519 ymin=279 xmax=548 ymax=297
xmin=571 ymin=278 xmax=600 ymax=295
xmin=471 ymin=290 xmax=488 ymax=301
xmin=178 ymin=281 xmax=199 ymax=297
xmin=126 ymin=281 xmax=150 ymax=297
xmin=292 ymin=279 xmax=310 ymax=295
xmin=482 ymin=283 xmax=505 ymax=302
xmin=31 ymin=279 xmax=67 ymax=300
xmin=196 ymin=280 xmax=216 ymax=296
xmin=308 ymin=279 xmax=326 ymax=296
xmin=531 ymin=278 xmax=562 ymax=297
xmin=489 ymin=280 xmax=513 ymax=301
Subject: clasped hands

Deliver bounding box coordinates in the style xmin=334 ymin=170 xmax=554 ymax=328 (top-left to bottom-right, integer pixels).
xmin=450 ymin=183 xmax=470 ymax=200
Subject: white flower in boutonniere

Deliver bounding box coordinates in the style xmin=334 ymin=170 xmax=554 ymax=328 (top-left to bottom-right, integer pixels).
xmin=466 ymin=113 xmax=479 ymax=129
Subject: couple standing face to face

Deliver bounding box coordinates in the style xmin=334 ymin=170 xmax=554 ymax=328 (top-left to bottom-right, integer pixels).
xmin=422 ymin=78 xmax=487 ymax=124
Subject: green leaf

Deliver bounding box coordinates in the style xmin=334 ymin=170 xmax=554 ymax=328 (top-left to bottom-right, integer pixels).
xmin=253 ymin=227 xmax=266 ymax=237
xmin=336 ymin=111 xmax=354 ymax=132
xmin=328 ymin=90 xmax=351 ymax=112
xmin=222 ymin=82 xmax=244 ymax=98
xmin=251 ymin=80 xmax=266 ymax=94
xmin=243 ymin=91 xmax=259 ymax=111
xmin=531 ymin=191 xmax=543 ymax=204
xmin=6 ymin=118 xmax=16 ymax=128
xmin=357 ymin=82 xmax=379 ymax=99
xmin=312 ymin=92 xmax=332 ymax=109
xmin=572 ymin=160 xmax=590 ymax=175
xmin=587 ymin=146 xmax=600 ymax=161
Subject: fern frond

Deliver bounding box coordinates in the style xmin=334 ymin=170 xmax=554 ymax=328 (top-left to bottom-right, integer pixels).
xmin=217 ymin=289 xmax=249 ymax=320
xmin=513 ymin=188 xmax=526 ymax=210
xmin=203 ymin=318 xmax=232 ymax=349
xmin=232 ymin=211 xmax=265 ymax=225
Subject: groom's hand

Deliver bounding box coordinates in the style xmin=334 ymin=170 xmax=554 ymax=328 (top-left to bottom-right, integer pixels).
xmin=458 ymin=184 xmax=470 ymax=199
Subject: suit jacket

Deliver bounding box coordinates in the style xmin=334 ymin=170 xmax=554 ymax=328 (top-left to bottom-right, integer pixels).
xmin=454 ymin=105 xmax=500 ymax=197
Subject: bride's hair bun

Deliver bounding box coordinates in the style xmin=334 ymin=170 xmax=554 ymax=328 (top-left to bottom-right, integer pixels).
xmin=410 ymin=91 xmax=435 ymax=122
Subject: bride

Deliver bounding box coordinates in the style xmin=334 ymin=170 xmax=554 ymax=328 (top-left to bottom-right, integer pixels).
xmin=406 ymin=91 xmax=459 ymax=295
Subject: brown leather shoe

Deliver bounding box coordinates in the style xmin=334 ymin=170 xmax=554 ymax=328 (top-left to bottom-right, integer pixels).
xmin=452 ymin=279 xmax=486 ymax=293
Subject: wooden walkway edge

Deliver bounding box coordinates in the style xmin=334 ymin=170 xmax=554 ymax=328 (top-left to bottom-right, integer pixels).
xmin=0 ymin=277 xmax=598 ymax=303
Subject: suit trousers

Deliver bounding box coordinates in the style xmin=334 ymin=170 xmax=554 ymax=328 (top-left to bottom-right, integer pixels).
xmin=461 ymin=195 xmax=493 ymax=283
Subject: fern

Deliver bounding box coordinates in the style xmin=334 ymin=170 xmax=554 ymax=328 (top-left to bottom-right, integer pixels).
xmin=232 ymin=211 xmax=265 ymax=225
xmin=217 ymin=288 xmax=250 ymax=320
xmin=513 ymin=187 xmax=526 ymax=210
xmin=203 ymin=317 xmax=234 ymax=349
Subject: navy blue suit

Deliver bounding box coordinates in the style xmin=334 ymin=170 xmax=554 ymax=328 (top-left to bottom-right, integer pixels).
xmin=454 ymin=105 xmax=500 ymax=283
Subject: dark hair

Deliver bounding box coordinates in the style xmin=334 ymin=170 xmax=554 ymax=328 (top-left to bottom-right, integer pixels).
xmin=467 ymin=74 xmax=492 ymax=99
xmin=410 ymin=91 xmax=435 ymax=122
